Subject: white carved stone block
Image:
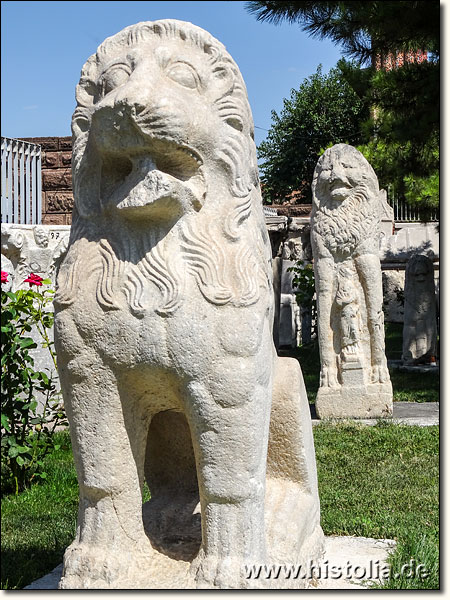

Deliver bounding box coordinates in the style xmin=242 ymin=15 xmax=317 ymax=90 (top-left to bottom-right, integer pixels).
xmin=310 ymin=144 xmax=393 ymax=419
xmin=53 ymin=20 xmax=323 ymax=589
xmin=402 ymin=254 xmax=437 ymax=364
xmin=1 ymin=224 xmax=70 ymax=291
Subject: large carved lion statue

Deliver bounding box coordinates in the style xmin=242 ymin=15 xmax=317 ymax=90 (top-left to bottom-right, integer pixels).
xmin=54 ymin=20 xmax=322 ymax=589
xmin=311 ymin=144 xmax=392 ymax=418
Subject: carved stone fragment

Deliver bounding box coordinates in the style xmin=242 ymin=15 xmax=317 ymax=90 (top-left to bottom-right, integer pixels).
xmin=310 ymin=144 xmax=393 ymax=418
xmin=402 ymin=254 xmax=437 ymax=364
xmin=1 ymin=224 xmax=70 ymax=290
xmin=54 ymin=20 xmax=323 ymax=589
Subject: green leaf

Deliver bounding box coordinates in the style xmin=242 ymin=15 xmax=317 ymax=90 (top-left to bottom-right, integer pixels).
xmin=19 ymin=338 xmax=37 ymax=350
xmin=1 ymin=413 xmax=11 ymax=432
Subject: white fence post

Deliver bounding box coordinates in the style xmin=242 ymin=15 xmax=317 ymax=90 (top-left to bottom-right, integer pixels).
xmin=0 ymin=136 xmax=42 ymax=224
xmin=387 ymin=185 xmax=437 ymax=223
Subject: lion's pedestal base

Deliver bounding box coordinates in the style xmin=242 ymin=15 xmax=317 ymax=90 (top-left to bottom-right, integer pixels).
xmin=137 ymin=478 xmax=324 ymax=589
xmin=315 ymin=383 xmax=393 ymax=419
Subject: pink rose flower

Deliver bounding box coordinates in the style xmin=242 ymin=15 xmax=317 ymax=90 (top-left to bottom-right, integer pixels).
xmin=1 ymin=271 xmax=8 ymax=284
xmin=24 ymin=273 xmax=44 ymax=287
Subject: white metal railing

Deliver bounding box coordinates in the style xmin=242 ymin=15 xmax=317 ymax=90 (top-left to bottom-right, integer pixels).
xmin=1 ymin=137 xmax=42 ymax=224
xmin=263 ymin=206 xmax=278 ymax=217
xmin=387 ymin=185 xmax=438 ymax=222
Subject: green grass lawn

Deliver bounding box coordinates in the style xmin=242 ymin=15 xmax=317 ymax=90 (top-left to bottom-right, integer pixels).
xmin=1 ymin=432 xmax=78 ymax=590
xmin=1 ymin=424 xmax=439 ymax=590
xmin=315 ymin=421 xmax=439 ymax=589
xmin=285 ymin=322 xmax=439 ymax=403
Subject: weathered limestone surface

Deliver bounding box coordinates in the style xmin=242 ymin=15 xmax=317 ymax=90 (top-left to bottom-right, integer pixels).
xmin=54 ymin=20 xmax=323 ymax=589
xmin=310 ymin=144 xmax=393 ymax=419
xmin=402 ymin=254 xmax=437 ymax=364
xmin=382 ymin=270 xmax=405 ymax=323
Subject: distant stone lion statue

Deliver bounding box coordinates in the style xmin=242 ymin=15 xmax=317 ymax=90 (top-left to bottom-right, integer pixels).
xmin=311 ymin=144 xmax=392 ymax=418
xmin=54 ymin=20 xmax=322 ymax=589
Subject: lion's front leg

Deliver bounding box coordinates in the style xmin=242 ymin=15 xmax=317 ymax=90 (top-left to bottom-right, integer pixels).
xmin=354 ymin=253 xmax=390 ymax=383
xmin=184 ymin=371 xmax=271 ymax=589
xmin=57 ymin=353 xmax=154 ymax=589
xmin=314 ymin=256 xmax=339 ymax=388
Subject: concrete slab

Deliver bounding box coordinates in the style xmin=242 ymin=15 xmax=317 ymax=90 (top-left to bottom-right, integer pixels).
xmin=314 ymin=536 xmax=396 ymax=589
xmin=24 ymin=536 xmax=396 ymax=590
xmin=25 ymin=564 xmax=63 ymax=590
xmin=388 ymin=360 xmax=439 ymax=374
xmin=311 ymin=401 xmax=439 ymax=427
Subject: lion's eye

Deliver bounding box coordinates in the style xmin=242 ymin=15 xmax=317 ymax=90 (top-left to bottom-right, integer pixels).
xmin=100 ymin=64 xmax=132 ymax=95
xmin=166 ymin=62 xmax=199 ymax=89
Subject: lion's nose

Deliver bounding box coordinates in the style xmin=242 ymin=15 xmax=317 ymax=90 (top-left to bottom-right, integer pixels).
xmin=113 ymin=83 xmax=150 ymax=116
xmin=330 ymin=163 xmax=346 ymax=183
xmin=112 ymin=67 xmax=161 ymax=116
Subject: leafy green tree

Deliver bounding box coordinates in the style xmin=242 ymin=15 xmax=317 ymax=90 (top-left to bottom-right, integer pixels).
xmin=258 ymin=63 xmax=368 ymax=203
xmin=247 ymin=1 xmax=439 ymax=209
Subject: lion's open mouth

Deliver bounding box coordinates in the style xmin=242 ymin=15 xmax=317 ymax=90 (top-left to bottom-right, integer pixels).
xmin=100 ymin=138 xmax=206 ymax=219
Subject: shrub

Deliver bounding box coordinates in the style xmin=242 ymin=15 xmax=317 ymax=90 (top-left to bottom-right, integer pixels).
xmin=1 ymin=272 xmax=67 ymax=494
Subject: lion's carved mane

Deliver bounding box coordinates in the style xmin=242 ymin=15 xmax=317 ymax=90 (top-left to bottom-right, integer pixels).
xmin=312 ymin=185 xmax=380 ymax=256
xmin=311 ymin=145 xmax=381 ymax=258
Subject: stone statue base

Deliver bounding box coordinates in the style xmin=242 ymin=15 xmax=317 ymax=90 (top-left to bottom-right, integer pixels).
xmin=138 ymin=480 xmax=324 ymax=589
xmin=316 ymin=382 xmax=393 ymax=420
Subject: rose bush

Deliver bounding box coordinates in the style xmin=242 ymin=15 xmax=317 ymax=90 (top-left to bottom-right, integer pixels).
xmin=1 ymin=271 xmax=67 ymax=494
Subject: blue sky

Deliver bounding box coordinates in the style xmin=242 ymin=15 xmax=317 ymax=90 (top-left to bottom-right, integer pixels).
xmin=1 ymin=0 xmax=343 ymax=147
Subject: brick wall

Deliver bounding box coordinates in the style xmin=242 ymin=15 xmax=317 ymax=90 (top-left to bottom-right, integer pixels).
xmin=22 ymin=136 xmax=73 ymax=225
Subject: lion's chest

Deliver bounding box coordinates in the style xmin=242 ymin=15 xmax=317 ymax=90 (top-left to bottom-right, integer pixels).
xmin=55 ymin=300 xmax=169 ymax=369
xmin=55 ymin=293 xmax=270 ymax=377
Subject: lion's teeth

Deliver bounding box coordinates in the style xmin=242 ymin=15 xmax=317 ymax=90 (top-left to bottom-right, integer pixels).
xmin=179 ymin=147 xmax=202 ymax=165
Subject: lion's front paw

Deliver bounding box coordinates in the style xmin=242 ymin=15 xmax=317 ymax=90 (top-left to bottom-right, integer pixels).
xmin=192 ymin=552 xmax=269 ymax=589
xmin=320 ymin=366 xmax=339 ymax=388
xmin=371 ymin=364 xmax=390 ymax=384
xmin=58 ymin=542 xmax=152 ymax=589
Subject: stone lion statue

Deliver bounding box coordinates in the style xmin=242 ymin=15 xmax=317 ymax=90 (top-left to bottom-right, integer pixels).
xmin=54 ymin=20 xmax=323 ymax=589
xmin=311 ymin=144 xmax=392 ymax=418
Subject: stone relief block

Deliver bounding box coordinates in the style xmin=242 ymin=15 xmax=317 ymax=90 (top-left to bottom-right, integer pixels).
xmin=382 ymin=270 xmax=405 ymax=323
xmin=278 ymin=293 xmax=300 ymax=348
xmin=54 ymin=20 xmax=323 ymax=589
xmin=310 ymin=144 xmax=393 ymax=419
xmin=402 ymin=254 xmax=437 ymax=364
xmin=1 ymin=224 xmax=70 ymax=290
xmin=42 ymin=168 xmax=72 ymax=190
xmin=42 ymin=153 xmax=60 ymax=169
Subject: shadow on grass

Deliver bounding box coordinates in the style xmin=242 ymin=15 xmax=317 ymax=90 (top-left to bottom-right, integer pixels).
xmin=1 ymin=544 xmax=66 ymax=590
xmin=1 ymin=433 xmax=77 ymax=589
